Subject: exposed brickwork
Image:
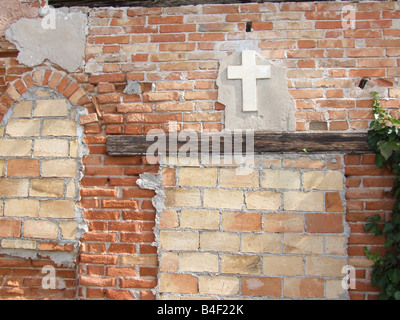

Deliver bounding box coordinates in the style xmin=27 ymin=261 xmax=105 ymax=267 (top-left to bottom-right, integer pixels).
xmin=0 ymin=0 xmax=398 ymax=300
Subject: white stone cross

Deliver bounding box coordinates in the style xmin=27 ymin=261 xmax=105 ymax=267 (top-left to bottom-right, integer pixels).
xmin=227 ymin=50 xmax=271 ymax=112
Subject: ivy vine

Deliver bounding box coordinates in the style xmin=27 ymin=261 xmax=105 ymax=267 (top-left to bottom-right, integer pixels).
xmin=364 ymin=91 xmax=400 ymax=300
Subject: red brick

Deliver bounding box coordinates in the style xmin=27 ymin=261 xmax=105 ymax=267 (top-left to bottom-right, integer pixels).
xmin=7 ymin=159 xmax=40 ymax=177
xmin=102 ymin=200 xmax=139 ymax=209
xmin=106 ymin=267 xmax=137 ymax=277
xmin=242 ymin=277 xmax=282 ymax=297
xmin=0 ymin=219 xmax=21 ymax=237
xmin=305 ymin=214 xmax=344 ymax=233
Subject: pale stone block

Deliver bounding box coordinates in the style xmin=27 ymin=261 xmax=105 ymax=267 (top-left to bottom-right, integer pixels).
xmin=160 ymin=230 xmax=199 ymax=251
xmin=164 ymin=188 xmax=201 ymax=207
xmin=29 ymin=179 xmax=65 ymax=198
xmin=326 ymin=279 xmax=347 ymax=299
xmin=261 ymin=169 xmax=301 ymax=189
xmin=4 ymin=199 xmax=39 ymax=217
xmin=0 ymin=179 xmax=29 ymax=197
xmin=179 ymin=252 xmax=219 ymax=272
xmin=219 ymin=168 xmax=259 ymax=188
xmin=178 ymin=168 xmax=217 ymax=187
xmin=263 ymin=256 xmax=303 ymax=276
xmin=325 ymin=236 xmax=347 ymax=256
xmin=283 ymin=234 xmax=323 ymax=255
xmin=42 ymin=159 xmax=77 ymax=178
xmin=42 ymin=119 xmax=77 ymax=137
xmin=241 ymin=234 xmax=282 ymax=253
xmin=34 ymin=99 xmax=69 ymax=117
xmin=5 ymin=119 xmax=41 ymax=137
xmin=33 ymin=139 xmax=70 ymax=157
xmin=303 ymin=171 xmax=344 ymax=191
xmin=60 ymin=221 xmax=76 ymax=240
xmin=200 ymin=231 xmax=240 ymax=251
xmin=0 ymin=139 xmax=32 ymax=157
xmin=1 ymin=239 xmax=36 ymax=250
xmin=221 ymin=254 xmax=262 ymax=275
xmin=284 ymin=191 xmax=324 ymax=212
xmin=180 ymin=209 xmax=219 ymax=230
xmin=305 ymin=256 xmax=347 ymax=277
xmin=40 ymin=200 xmax=75 ymax=218
xmin=199 ymin=276 xmax=239 ymax=295
xmin=245 ymin=191 xmax=281 ymax=210
xmin=23 ymin=220 xmax=59 ymax=239
xmin=204 ymin=189 xmax=244 ymax=209
xmin=11 ymin=101 xmax=32 ymax=118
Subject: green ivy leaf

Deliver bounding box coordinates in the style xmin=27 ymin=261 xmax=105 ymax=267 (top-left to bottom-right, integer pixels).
xmin=388 ymin=269 xmax=400 ymax=284
xmin=377 ymin=140 xmax=400 ymax=160
xmin=394 ymin=291 xmax=400 ymax=300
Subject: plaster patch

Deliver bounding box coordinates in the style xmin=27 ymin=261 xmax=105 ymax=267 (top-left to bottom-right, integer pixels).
xmin=217 ymin=51 xmax=296 ymax=132
xmin=5 ymin=11 xmax=87 ymax=72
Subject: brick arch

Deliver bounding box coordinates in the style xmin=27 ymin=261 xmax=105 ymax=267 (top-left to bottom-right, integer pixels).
xmin=0 ymin=67 xmax=100 ymax=124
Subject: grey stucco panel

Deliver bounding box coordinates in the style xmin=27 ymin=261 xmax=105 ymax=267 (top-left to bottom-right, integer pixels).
xmin=217 ymin=51 xmax=296 ymax=132
xmin=5 ymin=11 xmax=87 ymax=73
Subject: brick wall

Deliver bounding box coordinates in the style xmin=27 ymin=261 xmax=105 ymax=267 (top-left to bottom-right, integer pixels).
xmin=0 ymin=0 xmax=398 ymax=300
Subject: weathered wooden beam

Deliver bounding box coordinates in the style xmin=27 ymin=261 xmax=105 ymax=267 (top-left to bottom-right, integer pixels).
xmin=49 ymin=0 xmax=330 ymax=8
xmin=107 ymin=132 xmax=370 ymax=156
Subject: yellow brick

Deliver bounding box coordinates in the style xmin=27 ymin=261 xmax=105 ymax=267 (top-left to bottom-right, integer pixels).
xmin=164 ymin=156 xmax=200 ymax=167
xmin=0 ymin=201 xmax=2 ymax=215
xmin=5 ymin=119 xmax=40 ymax=137
xmin=221 ymin=254 xmax=262 ymax=275
xmin=0 ymin=160 xmax=5 ymax=177
xmin=283 ymin=234 xmax=323 ymax=255
xmin=325 ymin=236 xmax=347 ymax=256
xmin=219 ymin=168 xmax=259 ymax=188
xmin=33 ymin=139 xmax=70 ymax=157
xmin=23 ymin=220 xmax=59 ymax=239
xmin=241 ymin=234 xmax=282 ymax=253
xmin=0 ymin=139 xmax=32 ymax=156
xmin=245 ymin=191 xmax=281 ymax=210
xmin=179 ymin=252 xmax=219 ymax=272
xmin=159 ymin=209 xmax=179 ymax=229
xmin=160 ymin=230 xmax=199 ymax=251
xmin=348 ymin=257 xmax=373 ymax=268
xmin=0 ymin=126 xmax=4 ymax=137
xmin=180 ymin=209 xmax=219 ymax=230
xmin=42 ymin=159 xmax=77 ymax=178
xmin=11 ymin=101 xmax=32 ymax=118
xmin=255 ymin=158 xmax=282 ymax=168
xmin=0 ymin=179 xmax=29 ymax=197
xmin=34 ymin=99 xmax=69 ymax=117
xmin=261 ymin=169 xmax=301 ymax=189
xmin=42 ymin=119 xmax=77 ymax=137
xmin=40 ymin=200 xmax=75 ymax=218
xmin=199 ymin=276 xmax=239 ymax=295
xmin=326 ymin=279 xmax=347 ymax=299
xmin=283 ymin=277 xmax=324 ymax=298
xmin=66 ymin=180 xmax=76 ymax=198
xmin=284 ymin=191 xmax=324 ymax=212
xmin=305 ymin=256 xmax=347 ymax=277
xmin=200 ymin=231 xmax=240 ymax=251
xmin=159 ymin=273 xmax=198 ymax=294
xmin=263 ymin=213 xmax=304 ymax=232
xmin=303 ymin=171 xmax=343 ymax=191
xmin=160 ymin=252 xmax=178 ymax=272
xmin=263 ymin=256 xmax=303 ymax=276
xmin=1 ymin=239 xmax=36 ymax=250
xmin=204 ymin=189 xmax=243 ymax=209
xmin=69 ymin=140 xmax=79 ymax=158
xmin=4 ymin=199 xmax=39 ymax=217
xmin=164 ymin=188 xmax=201 ymax=207
xmin=222 ymin=211 xmax=261 ymax=231
xmin=29 ymin=179 xmax=65 ymax=198
xmin=178 ymin=168 xmax=217 ymax=187
xmin=35 ymin=90 xmax=52 ymax=97
xmin=60 ymin=221 xmax=76 ymax=240
xmin=120 ymin=255 xmax=158 ymax=266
